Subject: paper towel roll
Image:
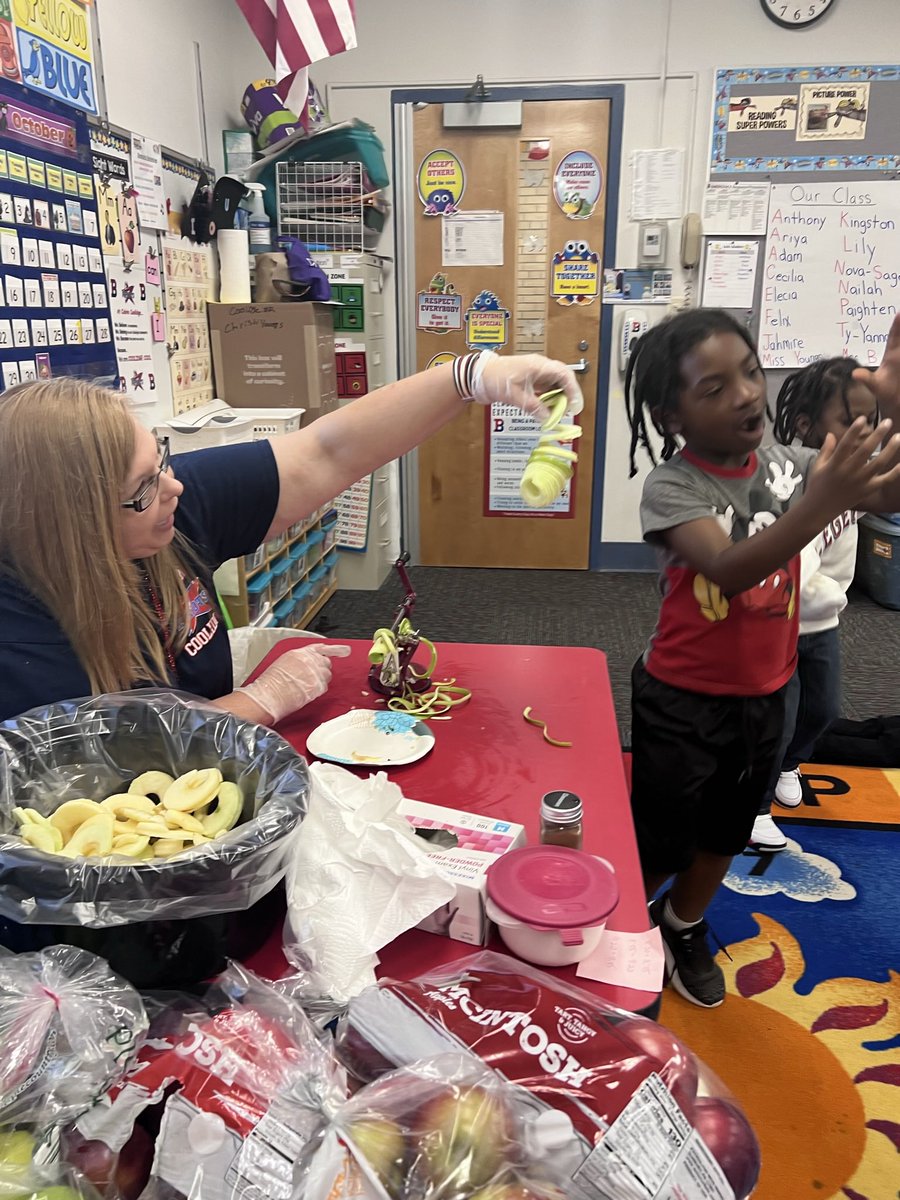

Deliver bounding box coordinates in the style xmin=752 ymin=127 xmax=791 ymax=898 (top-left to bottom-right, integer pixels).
xmin=217 ymin=229 xmax=251 ymax=303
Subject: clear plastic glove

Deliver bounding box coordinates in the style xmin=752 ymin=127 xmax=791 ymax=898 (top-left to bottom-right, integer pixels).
xmin=470 ymin=350 xmax=584 ymax=421
xmin=236 ymin=643 xmax=351 ymax=723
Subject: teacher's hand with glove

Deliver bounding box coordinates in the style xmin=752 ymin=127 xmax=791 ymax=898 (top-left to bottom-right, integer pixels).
xmin=236 ymin=643 xmax=351 ymax=724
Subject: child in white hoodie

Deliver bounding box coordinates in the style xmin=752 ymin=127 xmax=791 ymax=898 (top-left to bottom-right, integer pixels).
xmin=750 ymin=358 xmax=878 ymax=851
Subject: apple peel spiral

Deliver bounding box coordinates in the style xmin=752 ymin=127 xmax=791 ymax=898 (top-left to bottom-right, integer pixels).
xmin=519 ymin=390 xmax=583 ymax=508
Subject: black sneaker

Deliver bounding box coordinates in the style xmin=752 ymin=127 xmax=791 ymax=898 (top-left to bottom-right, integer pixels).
xmin=649 ymin=895 xmax=726 ymax=1008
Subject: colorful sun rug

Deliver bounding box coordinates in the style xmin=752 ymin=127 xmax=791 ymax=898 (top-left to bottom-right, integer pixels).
xmin=657 ymin=763 xmax=900 ymax=1200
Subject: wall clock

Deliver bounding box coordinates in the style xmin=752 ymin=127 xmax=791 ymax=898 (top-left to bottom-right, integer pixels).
xmin=759 ymin=0 xmax=836 ymax=28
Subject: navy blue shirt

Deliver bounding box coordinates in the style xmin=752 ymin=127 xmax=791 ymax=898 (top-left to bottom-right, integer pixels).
xmin=0 ymin=440 xmax=280 ymax=721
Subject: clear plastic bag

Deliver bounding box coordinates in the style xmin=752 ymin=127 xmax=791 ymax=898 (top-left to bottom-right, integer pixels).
xmin=298 ymin=1053 xmax=569 ymax=1200
xmin=74 ymin=962 xmax=346 ymax=1200
xmin=0 ymin=690 xmax=308 ymax=927
xmin=336 ymin=951 xmax=761 ymax=1200
xmin=0 ymin=1140 xmax=105 ymax=1200
xmin=0 ymin=945 xmax=147 ymax=1132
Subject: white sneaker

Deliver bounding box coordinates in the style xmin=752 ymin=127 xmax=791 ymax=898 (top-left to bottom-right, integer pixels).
xmin=775 ymin=769 xmax=803 ymax=808
xmin=749 ymin=813 xmax=787 ymax=852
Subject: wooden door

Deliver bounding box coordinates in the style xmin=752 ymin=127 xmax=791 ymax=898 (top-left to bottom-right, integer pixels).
xmin=413 ymin=98 xmax=611 ymax=568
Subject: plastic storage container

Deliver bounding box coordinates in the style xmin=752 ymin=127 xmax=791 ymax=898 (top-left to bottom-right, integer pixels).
xmin=856 ymin=514 xmax=900 ymax=610
xmin=321 ymin=513 xmax=338 ymax=551
xmin=272 ymin=595 xmax=296 ymax=627
xmin=291 ymin=581 xmax=313 ymax=624
xmin=246 ymin=570 xmax=272 ymax=621
xmin=270 ymin=556 xmax=292 ymax=603
xmin=306 ymin=527 xmax=325 ymax=565
xmin=308 ymin=562 xmax=328 ymax=603
xmin=485 ymin=845 xmax=619 ymax=968
xmin=266 ymin=531 xmax=286 ymax=558
xmin=244 ymin=544 xmax=266 ymax=573
xmin=289 ymin=539 xmax=309 ymax=584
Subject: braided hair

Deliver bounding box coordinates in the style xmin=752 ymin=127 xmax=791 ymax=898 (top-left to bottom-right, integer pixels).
xmin=625 ymin=309 xmax=759 ymax=477
xmin=773 ymin=356 xmax=868 ymax=446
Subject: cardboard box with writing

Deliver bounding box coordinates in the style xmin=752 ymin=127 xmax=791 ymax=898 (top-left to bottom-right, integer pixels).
xmin=398 ymin=797 xmax=527 ymax=946
xmin=208 ymin=302 xmax=337 ymax=419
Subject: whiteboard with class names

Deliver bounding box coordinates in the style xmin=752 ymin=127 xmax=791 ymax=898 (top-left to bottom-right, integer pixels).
xmin=761 ymin=182 xmax=900 ymax=369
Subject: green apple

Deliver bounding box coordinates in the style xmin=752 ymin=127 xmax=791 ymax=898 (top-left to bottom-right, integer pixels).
xmin=347 ymin=1116 xmax=405 ymax=1194
xmin=413 ymin=1085 xmax=512 ymax=1194
xmin=469 ymin=1179 xmax=567 ymax=1200
xmin=0 ymin=1132 xmax=35 ymax=1185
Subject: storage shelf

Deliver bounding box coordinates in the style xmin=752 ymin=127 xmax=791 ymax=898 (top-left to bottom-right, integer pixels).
xmin=297 ymin=582 xmax=337 ymax=628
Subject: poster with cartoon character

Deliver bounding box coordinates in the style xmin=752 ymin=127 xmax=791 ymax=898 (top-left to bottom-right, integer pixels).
xmin=797 ymin=83 xmax=869 ymax=142
xmin=550 ymin=239 xmax=600 ymax=305
xmin=553 ymin=150 xmax=603 ymax=219
xmin=417 ymin=148 xmax=465 ymax=216
xmin=465 ymin=290 xmax=510 ymax=350
xmin=416 ymin=272 xmax=463 ymax=333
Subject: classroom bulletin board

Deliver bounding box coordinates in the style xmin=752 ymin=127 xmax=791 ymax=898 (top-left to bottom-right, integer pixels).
xmin=712 ymin=65 xmax=900 ymax=175
xmin=702 ymin=64 xmax=900 ymax=372
xmin=0 ymin=75 xmax=116 ymax=388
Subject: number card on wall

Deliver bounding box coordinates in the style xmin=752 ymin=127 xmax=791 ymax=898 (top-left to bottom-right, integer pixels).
xmin=0 ymin=77 xmax=115 ymax=392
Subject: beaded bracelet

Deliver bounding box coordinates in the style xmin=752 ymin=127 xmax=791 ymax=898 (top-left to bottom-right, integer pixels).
xmin=451 ymin=350 xmax=487 ymax=401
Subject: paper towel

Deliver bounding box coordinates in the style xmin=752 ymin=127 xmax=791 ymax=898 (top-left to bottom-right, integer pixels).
xmin=283 ymin=762 xmax=456 ymax=1004
xmin=217 ymin=228 xmax=251 ymax=302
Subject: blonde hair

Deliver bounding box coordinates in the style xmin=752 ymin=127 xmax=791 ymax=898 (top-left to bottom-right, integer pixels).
xmin=0 ymin=379 xmax=192 ymax=695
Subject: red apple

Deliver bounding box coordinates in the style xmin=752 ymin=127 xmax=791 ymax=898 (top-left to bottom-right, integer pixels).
xmin=411 ymin=1085 xmax=514 ymax=1195
xmin=692 ymin=1097 xmax=761 ymax=1200
xmin=63 ymin=1131 xmax=115 ymax=1193
xmin=114 ymin=1126 xmax=154 ymax=1200
xmin=337 ymin=1025 xmax=395 ymax=1083
xmin=347 ymin=1117 xmax=405 ymax=1195
xmin=615 ymin=1017 xmax=700 ymax=1117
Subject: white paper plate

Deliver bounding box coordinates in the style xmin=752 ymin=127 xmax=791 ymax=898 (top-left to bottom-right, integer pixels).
xmin=306 ymin=709 xmax=435 ymax=767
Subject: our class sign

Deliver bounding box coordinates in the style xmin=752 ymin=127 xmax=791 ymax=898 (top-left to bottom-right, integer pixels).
xmin=13 ymin=0 xmax=97 ymax=114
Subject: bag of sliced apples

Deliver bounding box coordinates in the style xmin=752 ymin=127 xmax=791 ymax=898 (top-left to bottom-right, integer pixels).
xmin=299 ymin=1053 xmax=570 ymax=1200
xmin=336 ymin=952 xmax=762 ymax=1200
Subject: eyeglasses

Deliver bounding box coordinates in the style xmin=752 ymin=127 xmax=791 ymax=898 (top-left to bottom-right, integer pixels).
xmin=121 ymin=437 xmax=171 ymax=513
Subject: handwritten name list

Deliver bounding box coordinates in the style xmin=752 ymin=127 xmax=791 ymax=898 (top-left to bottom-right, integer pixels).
xmin=761 ymin=182 xmax=900 ymax=369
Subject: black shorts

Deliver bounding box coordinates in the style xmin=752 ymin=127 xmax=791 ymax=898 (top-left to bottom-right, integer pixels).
xmin=630 ymin=658 xmax=787 ymax=874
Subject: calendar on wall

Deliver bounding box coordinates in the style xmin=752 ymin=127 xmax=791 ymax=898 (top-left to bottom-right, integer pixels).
xmin=0 ymin=77 xmax=116 ymax=390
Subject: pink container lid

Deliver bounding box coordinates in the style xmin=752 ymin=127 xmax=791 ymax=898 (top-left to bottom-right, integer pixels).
xmin=486 ymin=846 xmax=619 ymax=931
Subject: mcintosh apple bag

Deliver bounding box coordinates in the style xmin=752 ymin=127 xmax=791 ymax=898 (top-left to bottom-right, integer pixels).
xmin=299 ymin=1053 xmax=570 ymax=1200
xmin=336 ymin=952 xmax=761 ymax=1200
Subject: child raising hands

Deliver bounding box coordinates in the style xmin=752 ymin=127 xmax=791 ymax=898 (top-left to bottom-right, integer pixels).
xmin=749 ymin=359 xmax=877 ymax=851
xmin=625 ymin=308 xmax=900 ymax=1008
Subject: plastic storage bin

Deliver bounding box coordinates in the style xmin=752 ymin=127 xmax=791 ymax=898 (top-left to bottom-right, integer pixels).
xmin=270 ymin=556 xmax=292 ymax=603
xmin=273 ymin=595 xmax=296 ymax=627
xmin=308 ymin=562 xmax=328 ymax=603
xmin=291 ymin=581 xmax=313 ymax=624
xmin=321 ymin=514 xmax=338 ymax=551
xmin=289 ymin=539 xmax=308 ymax=583
xmin=244 ymin=544 xmax=266 ymax=573
xmin=856 ymin=514 xmax=900 ymax=610
xmin=266 ymin=531 xmax=286 ymax=558
xmin=246 ymin=570 xmax=272 ymax=621
xmin=306 ymin=528 xmax=325 ymax=565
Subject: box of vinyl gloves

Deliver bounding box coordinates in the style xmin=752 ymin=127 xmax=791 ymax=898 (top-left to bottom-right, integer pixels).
xmin=398 ymin=797 xmax=527 ymax=945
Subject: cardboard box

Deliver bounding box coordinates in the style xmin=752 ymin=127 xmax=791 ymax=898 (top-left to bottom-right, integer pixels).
xmin=208 ymin=302 xmax=337 ymax=417
xmin=398 ymin=798 xmax=527 ymax=946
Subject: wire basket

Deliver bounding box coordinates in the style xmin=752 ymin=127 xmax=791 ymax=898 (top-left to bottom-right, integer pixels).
xmin=276 ymin=160 xmax=384 ymax=252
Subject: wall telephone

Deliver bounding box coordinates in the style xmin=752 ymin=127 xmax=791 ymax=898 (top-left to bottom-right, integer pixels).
xmin=619 ymin=310 xmax=649 ymax=374
xmin=680 ymin=212 xmax=702 ymax=269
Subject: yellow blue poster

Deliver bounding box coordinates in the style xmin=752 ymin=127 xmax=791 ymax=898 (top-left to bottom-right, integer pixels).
xmin=550 ymin=239 xmax=600 ymax=306
xmin=12 ymin=0 xmax=97 ymax=114
xmin=465 ymin=290 xmax=510 ymax=349
xmin=417 ymin=148 xmax=465 ymax=215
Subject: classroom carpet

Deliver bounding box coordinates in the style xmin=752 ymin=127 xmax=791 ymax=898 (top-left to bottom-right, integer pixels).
xmin=657 ymin=762 xmax=900 ymax=1200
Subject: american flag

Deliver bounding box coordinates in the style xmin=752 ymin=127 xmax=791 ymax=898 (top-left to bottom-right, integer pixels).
xmin=236 ymin=0 xmax=357 ymax=113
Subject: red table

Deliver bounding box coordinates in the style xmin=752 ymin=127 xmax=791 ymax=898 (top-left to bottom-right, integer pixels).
xmin=246 ymin=639 xmax=658 ymax=1015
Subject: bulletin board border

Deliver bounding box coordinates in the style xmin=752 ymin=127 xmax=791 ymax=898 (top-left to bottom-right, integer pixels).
xmin=711 ymin=64 xmax=900 ymax=175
